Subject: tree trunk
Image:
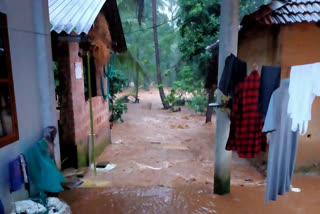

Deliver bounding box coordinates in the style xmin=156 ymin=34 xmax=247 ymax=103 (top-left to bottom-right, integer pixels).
xmin=152 ymin=0 xmax=170 ymax=109
xmin=205 ymin=87 xmax=215 ymax=123
xmin=134 ymin=70 xmax=139 ymax=102
xmin=134 ymin=49 xmax=140 ymax=103
xmin=143 ymin=73 xmax=149 ymax=90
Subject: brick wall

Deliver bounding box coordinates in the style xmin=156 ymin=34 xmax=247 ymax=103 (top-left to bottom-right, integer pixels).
xmin=56 ymin=41 xmax=110 ymax=168
xmin=238 ymin=22 xmax=320 ymax=170
xmin=280 ymin=23 xmax=320 ymax=169
xmin=238 ymin=26 xmax=282 ymax=172
xmin=238 ymin=25 xmax=281 ymax=73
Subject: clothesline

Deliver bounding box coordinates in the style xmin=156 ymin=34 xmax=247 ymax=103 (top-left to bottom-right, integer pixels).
xmin=218 ymin=53 xmax=320 ymax=204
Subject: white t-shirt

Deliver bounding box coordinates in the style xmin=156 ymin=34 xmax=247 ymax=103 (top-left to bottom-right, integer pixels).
xmin=288 ymin=62 xmax=320 ymax=135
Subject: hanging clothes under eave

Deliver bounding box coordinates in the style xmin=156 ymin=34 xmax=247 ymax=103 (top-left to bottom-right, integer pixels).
xmin=263 ymin=79 xmax=298 ymax=203
xmin=288 ymin=62 xmax=320 ymax=135
xmin=226 ymin=70 xmax=267 ymax=158
xmin=218 ymin=53 xmax=247 ymax=109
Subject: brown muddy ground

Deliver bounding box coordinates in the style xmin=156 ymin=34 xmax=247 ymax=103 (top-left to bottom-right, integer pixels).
xmin=60 ymin=88 xmax=320 ymax=213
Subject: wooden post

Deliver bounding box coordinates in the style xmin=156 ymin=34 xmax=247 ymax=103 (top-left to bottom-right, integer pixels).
xmin=87 ymin=52 xmax=97 ymax=176
xmin=214 ymin=0 xmax=240 ymax=195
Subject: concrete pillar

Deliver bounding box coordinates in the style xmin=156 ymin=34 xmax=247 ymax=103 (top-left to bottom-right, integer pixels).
xmin=32 ymin=0 xmax=61 ymax=168
xmin=214 ymin=0 xmax=239 ymax=195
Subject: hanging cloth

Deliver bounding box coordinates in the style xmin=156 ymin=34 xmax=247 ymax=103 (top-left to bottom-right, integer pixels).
xmin=9 ymin=156 xmax=23 ymax=192
xmin=226 ymin=70 xmax=267 ymax=158
xmin=24 ymin=139 xmax=65 ymax=196
xmin=263 ymin=79 xmax=298 ymax=203
xmin=258 ymin=66 xmax=281 ymax=119
xmin=9 ymin=154 xmax=30 ymax=193
xmin=288 ymin=62 xmax=320 ymax=135
xmin=100 ymin=53 xmax=116 ymax=101
xmin=218 ymin=54 xmax=247 ymax=108
xmin=0 ymin=199 xmax=4 ymax=214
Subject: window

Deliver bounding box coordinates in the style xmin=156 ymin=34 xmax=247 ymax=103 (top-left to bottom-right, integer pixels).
xmin=0 ymin=12 xmax=19 ymax=147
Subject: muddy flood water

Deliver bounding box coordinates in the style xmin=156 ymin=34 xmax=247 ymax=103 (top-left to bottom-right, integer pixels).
xmin=60 ymin=88 xmax=320 ymax=214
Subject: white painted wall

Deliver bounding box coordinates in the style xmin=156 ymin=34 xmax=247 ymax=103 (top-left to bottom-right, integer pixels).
xmin=0 ymin=0 xmax=59 ymax=212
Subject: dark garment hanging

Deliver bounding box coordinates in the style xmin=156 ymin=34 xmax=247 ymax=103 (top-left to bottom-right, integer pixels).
xmin=9 ymin=156 xmax=24 ymax=192
xmin=226 ymin=70 xmax=267 ymax=158
xmin=0 ymin=199 xmax=4 ymax=214
xmin=258 ymin=66 xmax=281 ymax=119
xmin=218 ymin=54 xmax=247 ymax=107
xmin=9 ymin=154 xmax=30 ymax=194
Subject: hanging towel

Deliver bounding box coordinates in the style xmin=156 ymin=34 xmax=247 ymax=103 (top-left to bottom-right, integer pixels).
xmin=19 ymin=154 xmax=31 ymax=195
xmin=263 ymin=79 xmax=298 ymax=203
xmin=24 ymin=139 xmax=65 ymax=196
xmin=258 ymin=66 xmax=281 ymax=119
xmin=19 ymin=155 xmax=29 ymax=184
xmin=0 ymin=199 xmax=4 ymax=214
xmin=9 ymin=154 xmax=30 ymax=194
xmin=9 ymin=156 xmax=23 ymax=192
xmin=218 ymin=54 xmax=247 ymax=108
xmin=288 ymin=62 xmax=320 ymax=135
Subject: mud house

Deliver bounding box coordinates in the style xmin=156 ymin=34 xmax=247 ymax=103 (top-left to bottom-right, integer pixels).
xmin=238 ymin=0 xmax=320 ymax=169
xmin=49 ymin=0 xmax=127 ymax=169
xmin=0 ymin=1 xmax=59 ymax=212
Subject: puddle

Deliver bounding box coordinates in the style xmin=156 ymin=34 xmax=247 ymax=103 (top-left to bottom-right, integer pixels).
xmin=61 ymin=175 xmax=320 ymax=214
xmin=65 ymin=89 xmax=320 ymax=213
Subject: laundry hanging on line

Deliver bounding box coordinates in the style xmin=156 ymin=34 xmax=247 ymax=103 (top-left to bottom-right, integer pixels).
xmin=262 ymin=79 xmax=298 ymax=203
xmin=218 ymin=55 xmax=320 ymax=204
xmin=226 ymin=70 xmax=267 ymax=158
xmin=258 ymin=66 xmax=281 ymax=119
xmin=0 ymin=199 xmax=4 ymax=214
xmin=218 ymin=53 xmax=247 ymax=109
xmin=288 ymin=62 xmax=320 ymax=135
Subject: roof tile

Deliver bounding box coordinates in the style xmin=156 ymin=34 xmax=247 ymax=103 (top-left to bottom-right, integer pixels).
xmin=241 ymin=0 xmax=320 ymax=25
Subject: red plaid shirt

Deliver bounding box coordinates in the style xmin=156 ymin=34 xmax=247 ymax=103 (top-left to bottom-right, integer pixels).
xmin=226 ymin=70 xmax=267 ymax=158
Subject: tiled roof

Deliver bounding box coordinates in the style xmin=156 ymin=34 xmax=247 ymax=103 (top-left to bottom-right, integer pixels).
xmin=49 ymin=0 xmax=106 ymax=34
xmin=241 ymin=0 xmax=320 ymax=25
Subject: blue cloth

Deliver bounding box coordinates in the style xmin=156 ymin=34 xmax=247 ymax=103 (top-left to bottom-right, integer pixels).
xmin=9 ymin=156 xmax=23 ymax=192
xmin=258 ymin=66 xmax=281 ymax=119
xmin=0 ymin=199 xmax=5 ymax=214
xmin=262 ymin=79 xmax=298 ymax=203
xmin=24 ymin=139 xmax=65 ymax=196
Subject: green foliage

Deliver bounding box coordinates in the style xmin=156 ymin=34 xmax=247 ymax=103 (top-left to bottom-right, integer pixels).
xmin=117 ymin=0 xmax=181 ymax=88
xmin=109 ymin=98 xmax=128 ymax=123
xmin=240 ymin=0 xmax=271 ymax=20
xmin=176 ymin=0 xmax=220 ymax=114
xmin=165 ymin=87 xmax=182 ymax=108
xmin=109 ymin=71 xmax=128 ymax=122
xmin=155 ymin=83 xmax=164 ymax=88
xmin=117 ymin=95 xmax=130 ymax=103
xmin=177 ymin=0 xmax=220 ymax=75
xmin=174 ymin=65 xmax=204 ymax=95
xmin=175 ymin=0 xmax=271 ymax=114
xmin=188 ymin=94 xmax=207 ymax=113
xmin=165 ymin=65 xmax=207 ymax=113
xmin=116 ymin=0 xmax=272 ymax=113
xmin=52 ymin=61 xmax=59 ymax=90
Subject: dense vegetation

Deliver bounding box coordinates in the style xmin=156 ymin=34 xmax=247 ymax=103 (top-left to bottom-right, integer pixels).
xmin=113 ymin=0 xmax=271 ymax=120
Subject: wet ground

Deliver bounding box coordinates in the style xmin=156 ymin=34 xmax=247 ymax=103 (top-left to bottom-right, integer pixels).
xmin=60 ymin=88 xmax=320 ymax=213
